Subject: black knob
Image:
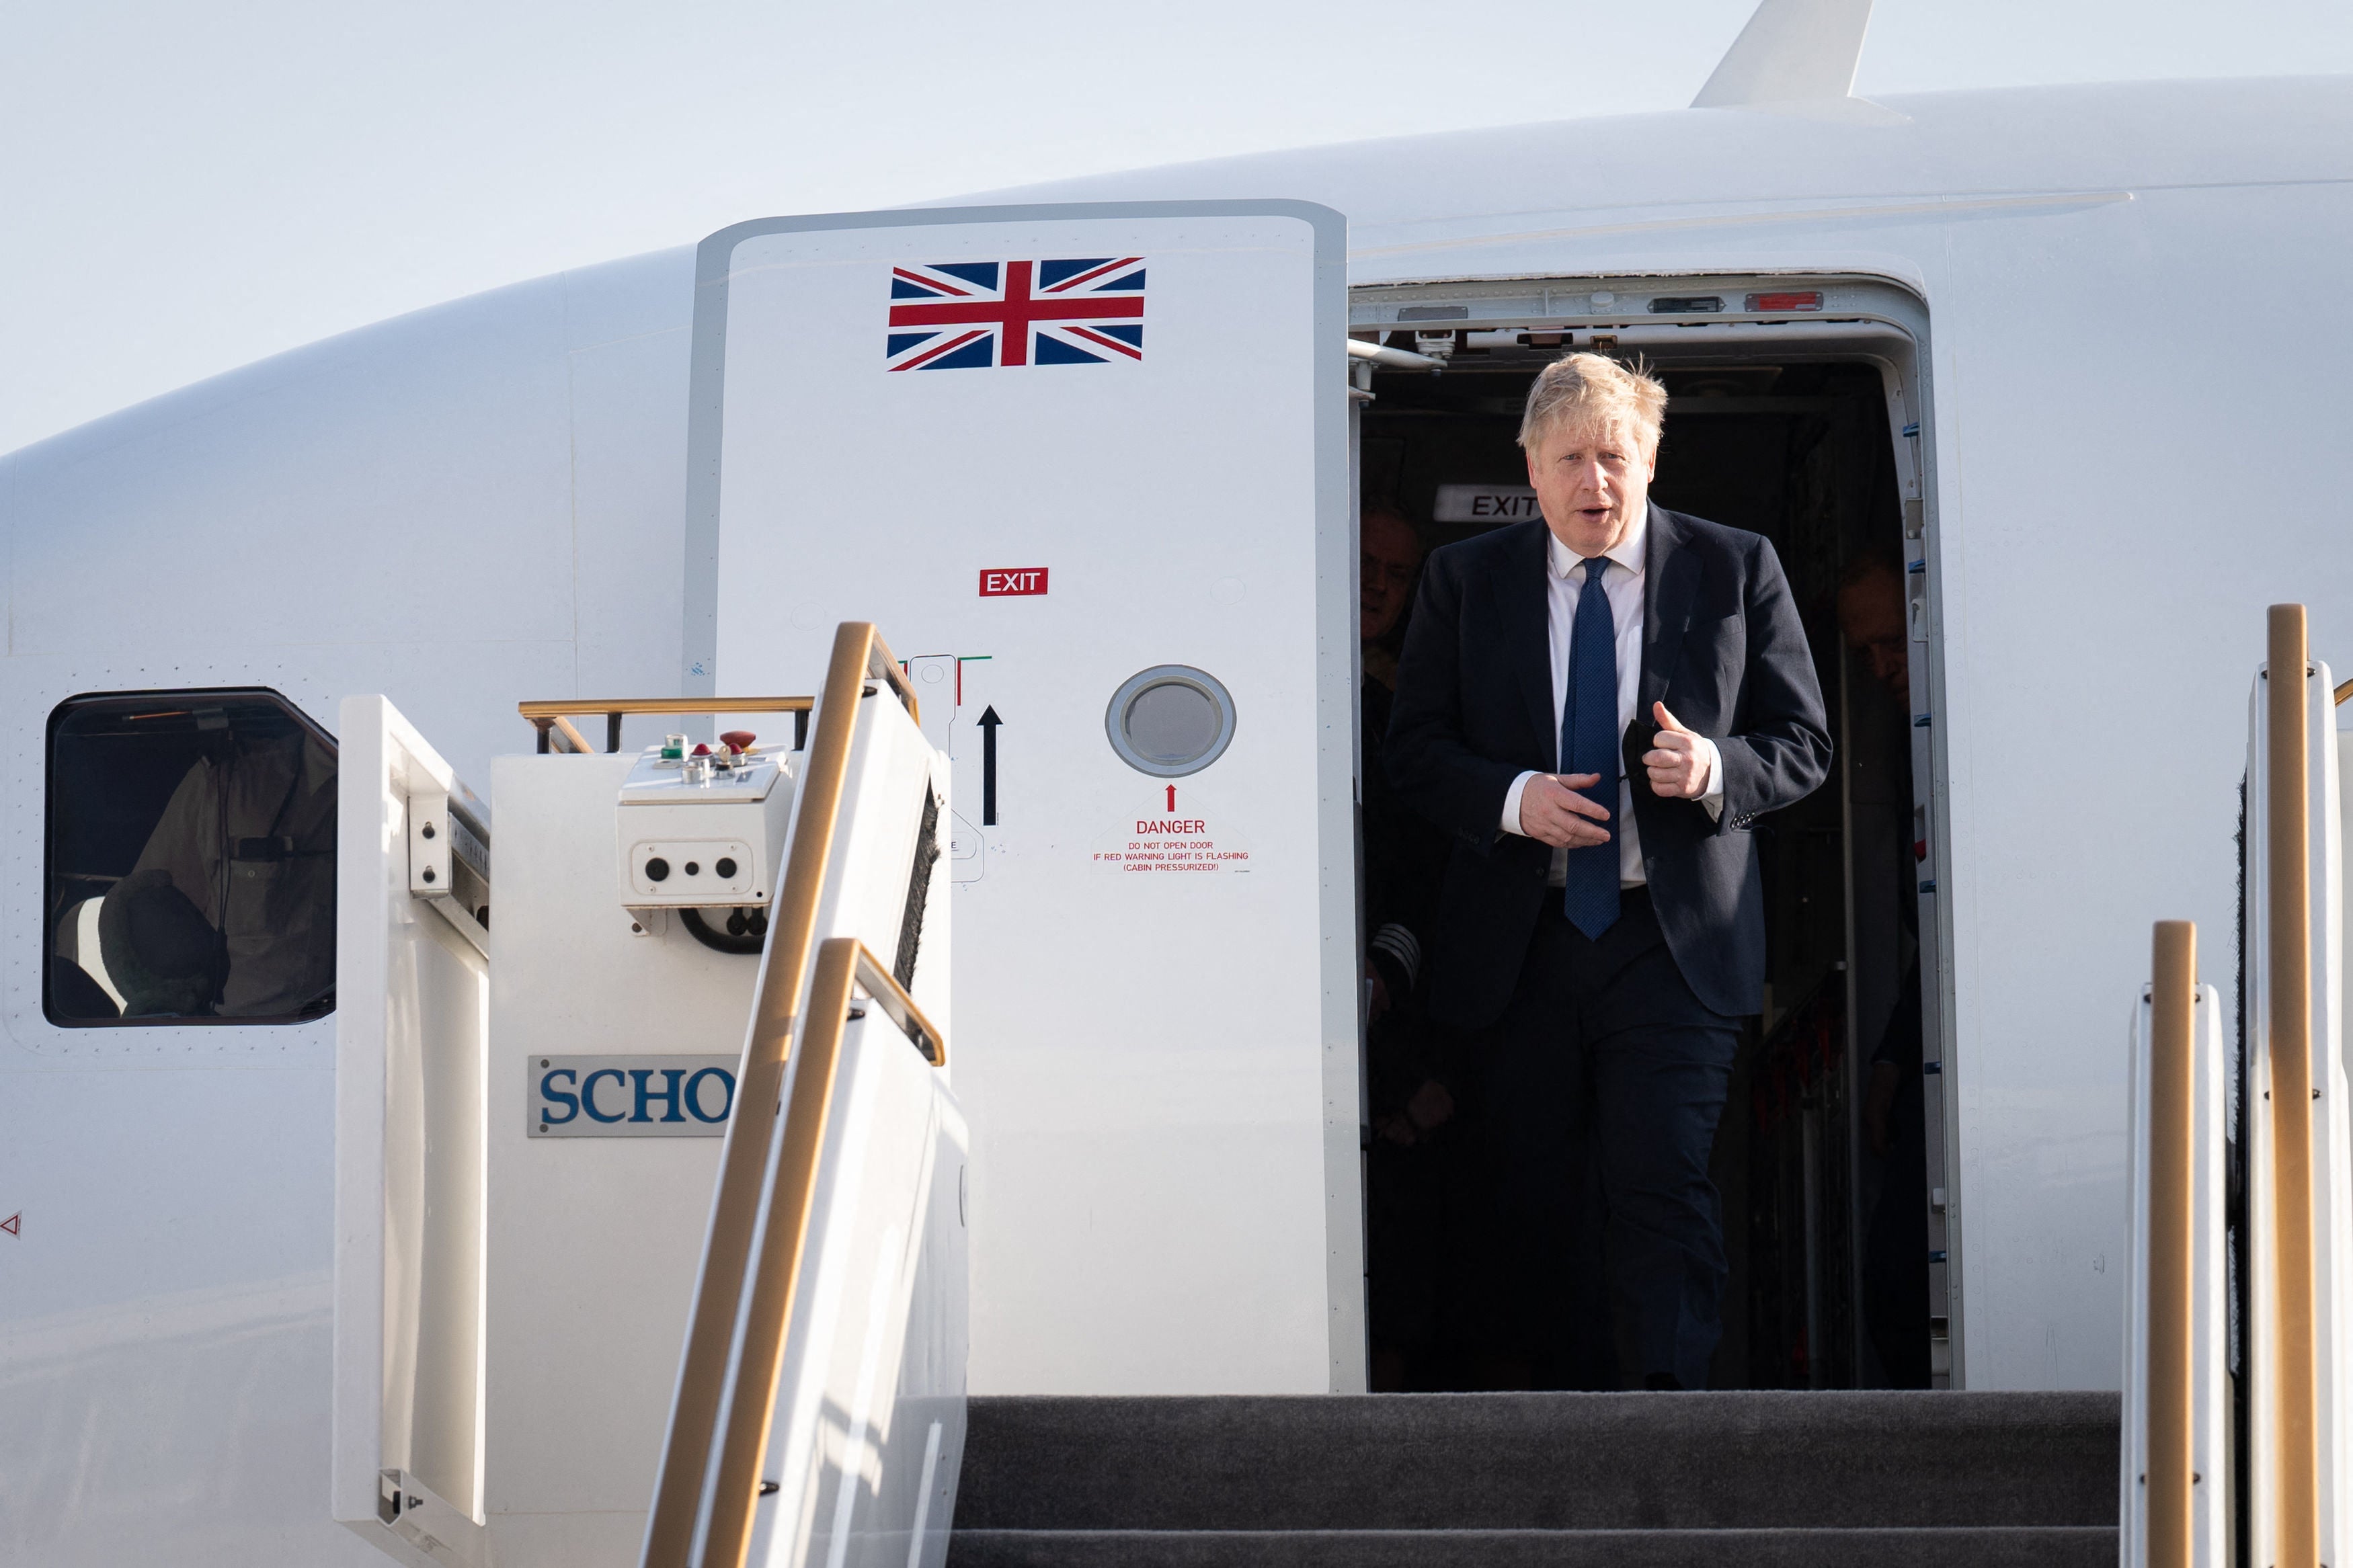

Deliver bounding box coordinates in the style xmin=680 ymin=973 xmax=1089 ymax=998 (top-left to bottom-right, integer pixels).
xmin=684 ymin=862 xmax=701 ymax=876
xmin=645 ymin=857 xmax=670 ymax=882
xmin=716 ymin=857 xmax=738 ymax=878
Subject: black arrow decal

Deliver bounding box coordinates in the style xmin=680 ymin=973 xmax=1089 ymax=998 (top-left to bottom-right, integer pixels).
xmin=976 ymin=706 xmax=1002 ymax=825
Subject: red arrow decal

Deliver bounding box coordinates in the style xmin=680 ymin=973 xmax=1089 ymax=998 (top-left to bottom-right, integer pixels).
xmin=1165 ymin=784 xmax=1176 ymax=813
xmin=0 ymin=1212 xmax=18 ymax=1236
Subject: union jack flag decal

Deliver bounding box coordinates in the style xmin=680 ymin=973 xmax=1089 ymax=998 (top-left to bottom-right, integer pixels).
xmin=887 ymin=258 xmax=1146 ymax=371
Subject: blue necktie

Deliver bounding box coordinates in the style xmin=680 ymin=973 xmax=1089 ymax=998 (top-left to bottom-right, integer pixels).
xmin=1561 ymin=556 xmax=1620 ymax=939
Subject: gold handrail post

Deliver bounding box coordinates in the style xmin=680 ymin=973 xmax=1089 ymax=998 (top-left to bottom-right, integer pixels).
xmin=639 ymin=624 xmax=889 ymax=1568
xmin=850 ymin=942 xmax=947 ymax=1067
xmin=2147 ymin=920 xmax=2197 ymax=1568
xmin=2266 ymin=603 xmax=2319 ymax=1568
xmin=865 ymin=638 xmax=922 ymax=727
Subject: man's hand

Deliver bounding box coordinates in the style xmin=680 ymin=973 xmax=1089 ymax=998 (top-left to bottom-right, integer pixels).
xmin=1519 ymin=772 xmax=1612 ymax=848
xmin=1643 ymin=702 xmax=1712 ymax=799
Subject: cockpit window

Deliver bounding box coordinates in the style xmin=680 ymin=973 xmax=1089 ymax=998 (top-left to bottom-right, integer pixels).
xmin=45 ymin=690 xmax=337 ymax=1026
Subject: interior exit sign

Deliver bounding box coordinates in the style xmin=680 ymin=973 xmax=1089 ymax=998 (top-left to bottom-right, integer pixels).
xmin=980 ymin=568 xmax=1049 ymax=597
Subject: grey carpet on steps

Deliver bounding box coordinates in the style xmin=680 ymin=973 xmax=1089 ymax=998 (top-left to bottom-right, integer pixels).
xmin=951 ymin=1391 xmax=2119 ymax=1534
xmin=949 ymin=1526 xmax=2117 ymax=1567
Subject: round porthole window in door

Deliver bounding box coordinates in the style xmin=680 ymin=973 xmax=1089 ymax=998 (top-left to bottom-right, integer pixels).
xmin=1105 ymin=665 xmax=1236 ymax=778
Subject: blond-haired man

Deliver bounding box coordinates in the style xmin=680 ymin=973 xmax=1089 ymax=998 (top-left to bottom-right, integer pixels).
xmin=1386 ymin=354 xmax=1831 ymax=1390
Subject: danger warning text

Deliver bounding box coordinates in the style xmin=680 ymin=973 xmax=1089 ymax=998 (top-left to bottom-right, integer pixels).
xmin=1094 ymin=819 xmax=1250 ymax=874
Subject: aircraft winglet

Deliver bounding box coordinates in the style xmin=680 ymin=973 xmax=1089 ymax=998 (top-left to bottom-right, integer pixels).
xmin=1691 ymin=0 xmax=1875 ymax=108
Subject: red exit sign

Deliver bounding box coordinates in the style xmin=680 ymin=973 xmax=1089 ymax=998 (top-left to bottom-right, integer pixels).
xmin=980 ymin=567 xmax=1049 ymax=597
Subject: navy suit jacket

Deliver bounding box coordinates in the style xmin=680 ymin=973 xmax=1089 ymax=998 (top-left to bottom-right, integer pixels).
xmin=1384 ymin=505 xmax=1831 ymax=1024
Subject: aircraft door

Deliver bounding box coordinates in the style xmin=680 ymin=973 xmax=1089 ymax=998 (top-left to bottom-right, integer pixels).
xmin=329 ymin=694 xmax=493 ymax=1568
xmin=686 ymin=201 xmax=1360 ymax=1393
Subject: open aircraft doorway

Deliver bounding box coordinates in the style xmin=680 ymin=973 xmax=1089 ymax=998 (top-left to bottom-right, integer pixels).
xmin=1350 ymin=276 xmax=1948 ymax=1391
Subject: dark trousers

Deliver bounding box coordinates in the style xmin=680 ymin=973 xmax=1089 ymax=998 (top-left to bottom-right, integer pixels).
xmin=1478 ymin=890 xmax=1741 ymax=1390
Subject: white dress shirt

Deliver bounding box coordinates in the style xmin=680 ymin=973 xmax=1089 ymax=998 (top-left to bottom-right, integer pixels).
xmin=1499 ymin=513 xmax=1724 ymax=887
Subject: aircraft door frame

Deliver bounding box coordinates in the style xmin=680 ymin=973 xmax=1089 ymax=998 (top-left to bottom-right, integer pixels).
xmin=1344 ymin=275 xmax=1955 ymax=1387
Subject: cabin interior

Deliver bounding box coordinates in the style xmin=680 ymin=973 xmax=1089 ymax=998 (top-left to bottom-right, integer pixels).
xmin=1356 ymin=339 xmax=1925 ymax=1391
xmin=44 ymin=691 xmax=340 ymax=1028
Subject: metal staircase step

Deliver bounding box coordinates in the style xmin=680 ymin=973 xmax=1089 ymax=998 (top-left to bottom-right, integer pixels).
xmin=949 ymin=1525 xmax=2118 ymax=1567
xmin=953 ymin=1391 xmax=2119 ymax=1535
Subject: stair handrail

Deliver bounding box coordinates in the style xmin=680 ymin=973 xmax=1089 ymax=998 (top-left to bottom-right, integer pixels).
xmin=851 ymin=940 xmax=946 ymax=1067
xmin=2143 ymin=920 xmax=2200 ymax=1568
xmin=2123 ymin=919 xmax=2229 ymax=1567
xmin=2262 ymin=605 xmax=2321 ymax=1568
xmin=518 ymin=694 xmax=817 ymax=754
xmin=639 ymin=621 xmax=927 ymax=1568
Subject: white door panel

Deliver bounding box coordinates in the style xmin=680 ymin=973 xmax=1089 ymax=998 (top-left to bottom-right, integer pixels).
xmin=688 ymin=201 xmax=1357 ymax=1393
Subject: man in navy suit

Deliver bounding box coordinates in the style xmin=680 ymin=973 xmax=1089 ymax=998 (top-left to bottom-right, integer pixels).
xmin=1386 ymin=354 xmax=1831 ymax=1390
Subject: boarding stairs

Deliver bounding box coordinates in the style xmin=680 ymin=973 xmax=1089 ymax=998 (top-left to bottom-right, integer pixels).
xmin=950 ymin=1391 xmax=2118 ymax=1566
xmin=333 ymin=609 xmax=2347 ymax=1568
xmin=2110 ymin=603 xmax=2353 ymax=1568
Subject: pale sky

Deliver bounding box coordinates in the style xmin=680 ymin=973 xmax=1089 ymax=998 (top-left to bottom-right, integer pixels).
xmin=3 ymin=0 xmax=2349 ymax=457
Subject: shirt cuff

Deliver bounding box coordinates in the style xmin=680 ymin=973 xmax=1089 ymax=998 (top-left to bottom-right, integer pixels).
xmin=1501 ymin=770 xmax=1538 ymax=836
xmin=1699 ymin=738 xmax=1724 ymax=822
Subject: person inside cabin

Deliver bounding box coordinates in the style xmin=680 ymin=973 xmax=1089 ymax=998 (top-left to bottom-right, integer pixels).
xmin=1360 ymin=503 xmax=1448 ymax=1100
xmin=1358 ymin=503 xmax=1459 ymax=1387
xmin=1385 ymin=353 xmax=1832 ymax=1391
xmin=1838 ymin=551 xmax=1932 ymax=1388
xmin=102 ymin=727 xmax=336 ymax=1018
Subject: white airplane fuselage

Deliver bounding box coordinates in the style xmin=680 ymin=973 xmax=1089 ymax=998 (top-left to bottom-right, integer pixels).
xmin=3 ymin=75 xmax=2349 ymax=1566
